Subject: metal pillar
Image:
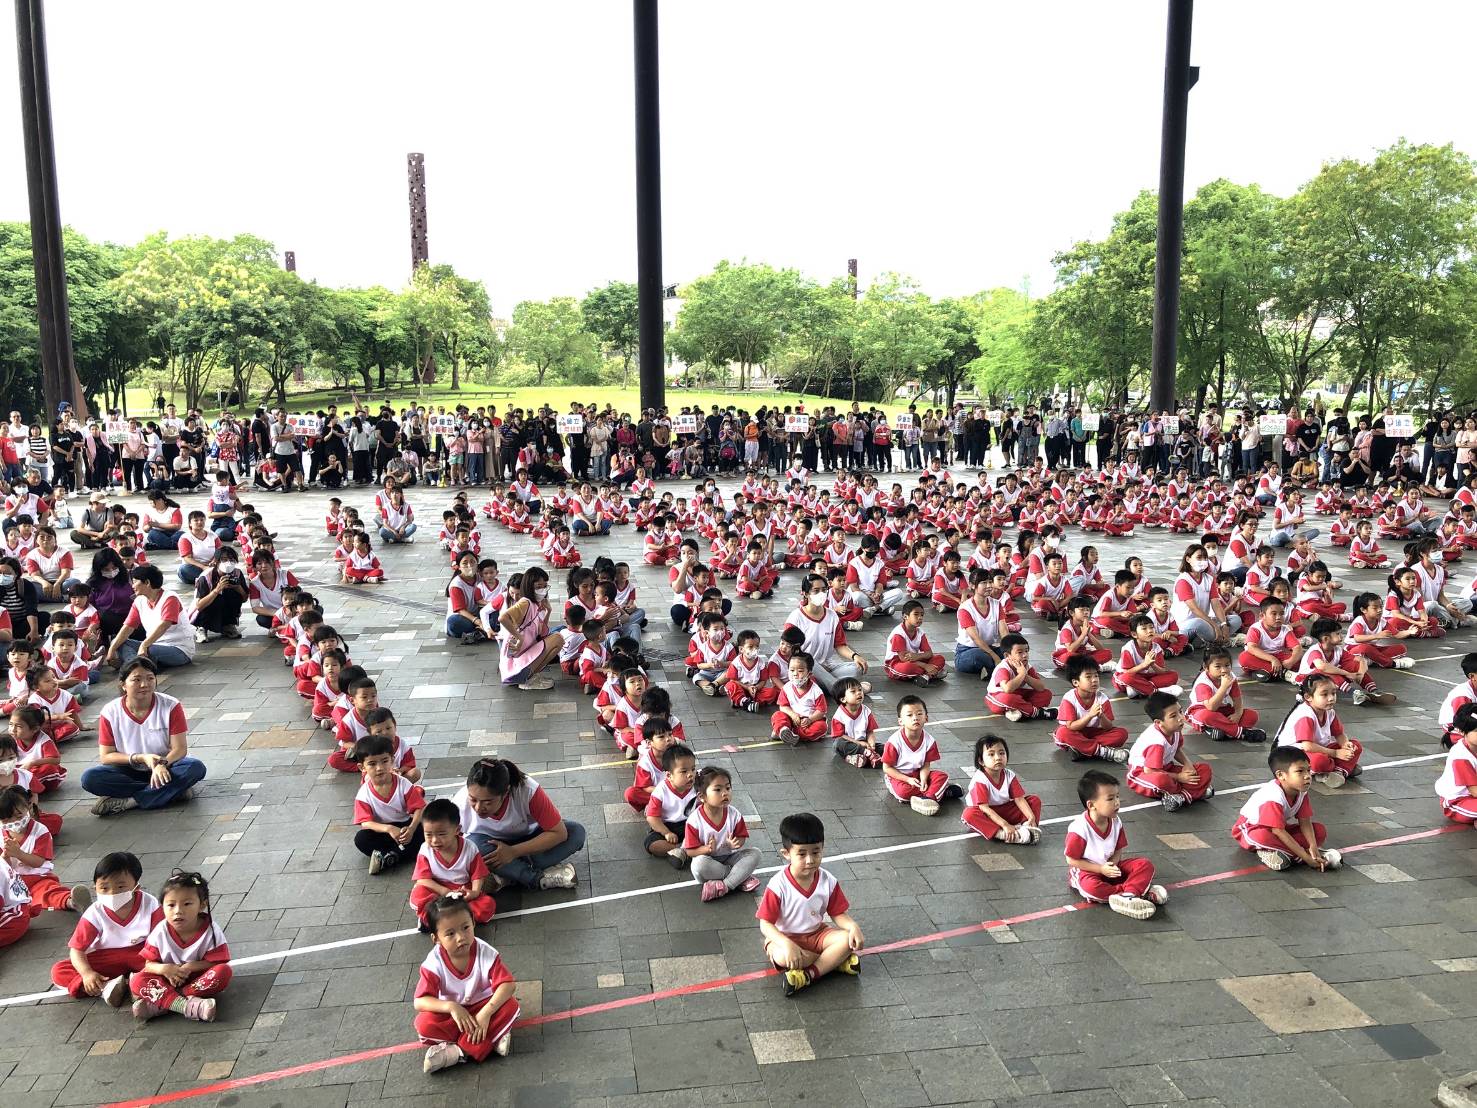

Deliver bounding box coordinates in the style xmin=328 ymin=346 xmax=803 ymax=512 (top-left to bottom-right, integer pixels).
xmin=847 ymin=258 xmax=858 ymax=299
xmin=14 ymin=0 xmax=83 ymax=418
xmin=407 ymin=153 xmax=434 ymax=383
xmin=1148 ymin=0 xmax=1197 ymax=415
xmin=634 ymin=0 xmax=664 ymax=412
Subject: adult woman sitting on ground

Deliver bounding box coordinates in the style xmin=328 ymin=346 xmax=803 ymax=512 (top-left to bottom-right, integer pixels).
xmin=190 ymin=547 xmax=248 ymax=642
xmin=82 ymin=656 xmax=206 ymax=816
xmin=104 ymin=564 xmax=195 ymax=669
xmin=86 ymin=547 xmax=135 ymax=645
xmin=498 ymin=567 xmax=563 ymax=691
xmin=451 ymin=757 xmax=582 ymax=890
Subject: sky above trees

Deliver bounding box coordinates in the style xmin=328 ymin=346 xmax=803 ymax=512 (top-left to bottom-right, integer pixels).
xmin=0 ymin=1 xmax=1474 ymax=316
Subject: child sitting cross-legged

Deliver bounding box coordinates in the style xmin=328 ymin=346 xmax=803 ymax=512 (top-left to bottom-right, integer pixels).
xmin=50 ymin=850 xmax=161 ymax=1006
xmin=1275 ymin=674 xmax=1364 ymax=788
xmin=410 ymin=798 xmax=497 ymax=930
xmin=880 ymin=695 xmax=964 ymax=816
xmin=961 ymin=734 xmax=1042 ymax=844
xmin=1065 ymin=769 xmax=1168 ymax=920
xmin=1232 ymin=746 xmax=1344 ymax=872
xmin=643 ymin=742 xmax=698 ymax=869
xmin=772 ymin=651 xmax=829 ymax=746
xmin=985 ymin=634 xmax=1057 ymax=722
xmin=755 ymin=812 xmax=863 ymax=996
xmin=1127 ymin=691 xmax=1214 ymax=812
xmin=129 ymin=870 xmax=230 ymax=1023
xmin=830 ymin=677 xmax=882 ymax=768
xmin=684 ymin=765 xmax=762 ymax=902
xmin=353 ymin=733 xmax=427 ymax=875
xmin=413 ymin=895 xmax=521 ymax=1074
xmin=1053 ymin=656 xmax=1130 ymax=763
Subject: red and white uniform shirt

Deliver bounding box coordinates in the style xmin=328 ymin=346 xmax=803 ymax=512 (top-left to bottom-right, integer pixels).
xmin=98 ymin=693 xmax=187 ymax=757
xmin=415 ymin=938 xmax=514 ymax=1008
xmin=353 ymin=775 xmax=427 ymax=824
xmin=644 ymin=778 xmax=696 ymax=825
xmin=881 ymin=729 xmax=940 ymax=776
xmin=1063 ymin=813 xmax=1126 ymax=895
xmin=830 ymin=703 xmax=878 ymax=743
xmin=453 ymin=779 xmax=560 ymax=842
xmin=1233 ymin=779 xmax=1311 ymax=834
xmin=412 ymin=837 xmax=489 ymax=890
xmin=1436 ymin=741 xmax=1477 ymax=804
xmin=966 ymin=767 xmax=1025 ymax=808
xmin=1278 ymin=703 xmax=1344 ymax=752
xmin=683 ymin=803 xmax=749 ymax=860
xmin=1 ymin=817 xmax=53 ymax=876
xmin=1245 ymin=621 xmax=1296 ymax=656
xmin=755 ymin=867 xmax=849 ymax=936
xmin=140 ymin=916 xmax=230 ymax=968
xmin=884 ymin=624 xmax=933 ymax=664
xmin=68 ymin=890 xmax=163 ymax=954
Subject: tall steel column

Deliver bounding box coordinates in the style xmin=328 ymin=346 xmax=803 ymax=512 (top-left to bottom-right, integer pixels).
xmin=633 ymin=0 xmax=665 ymax=411
xmin=1148 ymin=0 xmax=1197 ymax=414
xmin=14 ymin=0 xmax=83 ymax=418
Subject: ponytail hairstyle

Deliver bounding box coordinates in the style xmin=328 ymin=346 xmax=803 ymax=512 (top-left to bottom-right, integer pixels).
xmin=1271 ymin=674 xmax=1337 ymax=746
xmin=465 ymin=756 xmax=526 ymax=799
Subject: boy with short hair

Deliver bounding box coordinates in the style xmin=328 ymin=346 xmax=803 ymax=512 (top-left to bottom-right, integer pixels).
xmin=411 ymin=798 xmax=496 ymax=927
xmin=883 ymin=600 xmax=945 ymax=686
xmin=644 ymin=743 xmax=698 ymax=868
xmin=1064 ymin=770 xmax=1167 ymax=920
xmin=1232 ymin=747 xmax=1343 ymax=872
xmin=1237 ymin=596 xmax=1304 ymax=684
xmin=1126 ymin=691 xmax=1214 ymax=812
xmin=352 ymin=734 xmax=427 ymax=876
xmin=1113 ymin=615 xmax=1183 ymax=699
xmin=1052 ymin=595 xmax=1112 ymax=671
xmin=985 ymin=634 xmax=1056 ymax=722
xmin=755 ymin=812 xmax=863 ymax=996
xmin=1053 ymin=656 xmax=1129 ymax=763
xmin=880 ymin=695 xmax=962 ymax=816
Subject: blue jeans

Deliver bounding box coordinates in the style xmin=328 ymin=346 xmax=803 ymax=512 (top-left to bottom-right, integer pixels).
xmin=466 ymin=453 xmax=485 ymax=483
xmin=591 ymin=454 xmax=609 ymax=480
xmin=144 ymin=527 xmax=179 ymax=550
xmin=572 ymin=518 xmax=610 ymax=536
xmin=116 ymin=640 xmax=192 ymax=668
xmin=446 ymin=613 xmax=479 ymax=637
xmin=80 ymin=757 xmax=207 ymax=810
xmin=379 ymin=522 xmax=417 ymax=543
xmin=955 ymin=643 xmax=995 ymax=675
xmin=177 ymin=564 xmax=203 ymax=585
xmin=469 ymin=821 xmax=586 ymax=888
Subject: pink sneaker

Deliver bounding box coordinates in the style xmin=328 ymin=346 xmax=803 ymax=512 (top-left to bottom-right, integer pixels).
xmin=741 ymin=877 xmax=761 ymax=893
xmin=182 ymin=996 xmax=217 ymax=1022
xmin=700 ymin=880 xmax=729 ymax=901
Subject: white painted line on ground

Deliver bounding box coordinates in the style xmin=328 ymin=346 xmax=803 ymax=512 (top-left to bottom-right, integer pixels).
xmin=0 ymin=748 xmax=1446 ymax=1007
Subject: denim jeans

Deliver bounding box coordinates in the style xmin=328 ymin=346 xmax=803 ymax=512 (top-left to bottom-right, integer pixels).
xmin=144 ymin=527 xmax=179 ymax=550
xmin=80 ymin=757 xmax=207 ymax=810
xmin=177 ymin=564 xmax=203 ymax=586
xmin=116 ymin=640 xmax=192 ymax=668
xmin=1181 ymin=614 xmax=1242 ymax=648
xmin=955 ymin=643 xmax=995 ymax=675
xmin=379 ymin=522 xmax=417 ymax=543
xmin=572 ymin=518 xmax=610 ymax=536
xmin=469 ymin=821 xmax=586 ymax=888
xmin=466 ymin=453 xmax=485 ymax=484
xmin=591 ymin=453 xmax=609 ymax=480
xmin=446 ymin=613 xmax=479 ymax=638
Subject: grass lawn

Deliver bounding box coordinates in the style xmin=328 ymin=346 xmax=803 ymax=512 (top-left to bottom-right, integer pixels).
xmin=123 ymin=383 xmax=925 ymax=419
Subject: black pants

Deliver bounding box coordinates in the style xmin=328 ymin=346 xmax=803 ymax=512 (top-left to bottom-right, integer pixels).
xmin=194 ymin=591 xmax=243 ymax=634
xmin=354 ymin=822 xmax=424 ymax=865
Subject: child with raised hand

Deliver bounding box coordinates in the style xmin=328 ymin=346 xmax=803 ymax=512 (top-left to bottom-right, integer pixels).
xmin=129 ymin=870 xmax=230 ymax=1023
xmin=644 ymin=743 xmax=698 ymax=869
xmin=9 ymin=705 xmax=64 ymax=791
xmin=1065 ymin=770 xmax=1167 ymax=920
xmin=1237 ymin=595 xmax=1304 ymax=685
xmin=1113 ymin=615 xmax=1183 ymax=699
xmin=685 ymin=765 xmax=762 ymax=901
xmin=411 ymin=798 xmax=496 ymax=929
xmin=413 ymin=895 xmax=521 ymax=1074
xmin=883 ymin=599 xmax=946 ymax=686
xmin=962 ymin=735 xmax=1042 ymax=844
xmin=1053 ymin=657 xmax=1130 ymax=763
xmin=1275 ymin=674 xmax=1364 ymax=788
xmin=722 ymin=630 xmax=780 ymax=713
xmin=0 ymin=784 xmax=89 ymax=914
xmin=1233 ymin=747 xmax=1343 ymax=873
xmin=986 ymin=634 xmax=1057 ymax=722
xmin=1127 ymin=691 xmax=1214 ymax=812
xmin=881 ymin=695 xmax=963 ymax=816
xmin=1188 ymin=645 xmax=1265 ymax=743
xmin=756 ymin=812 xmax=863 ymax=996
xmin=772 ymin=651 xmax=828 ymax=746
xmin=353 ymin=733 xmax=427 ymax=875
xmin=1297 ymin=618 xmax=1396 ymax=706
xmin=50 ymin=851 xmax=161 ymax=1005
xmin=830 ymin=677 xmax=882 ymax=768
xmin=1052 ymin=595 xmax=1112 ymax=671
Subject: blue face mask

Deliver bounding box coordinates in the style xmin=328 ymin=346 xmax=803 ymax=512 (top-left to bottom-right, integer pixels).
xmin=0 ymin=574 xmax=13 ymax=588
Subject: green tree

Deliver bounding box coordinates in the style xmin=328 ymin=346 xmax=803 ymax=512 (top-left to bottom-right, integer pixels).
xmin=854 ymin=273 xmax=945 ymax=403
xmin=670 ymin=261 xmax=806 ymax=389
xmin=581 ymin=280 xmax=640 ymax=388
xmin=777 ymin=278 xmax=862 ymax=400
xmin=506 ymin=296 xmax=599 ymax=385
xmin=967 ymin=288 xmax=1042 ymax=403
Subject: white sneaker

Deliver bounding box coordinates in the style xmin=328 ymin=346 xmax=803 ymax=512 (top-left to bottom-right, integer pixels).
xmin=538 ymin=861 xmax=577 ymax=889
xmin=1257 ymin=849 xmax=1293 ymax=871
xmin=1315 ymin=771 xmax=1345 ymax=789
xmin=910 ymin=795 xmax=940 ymax=816
xmin=1351 ymin=688 xmax=1368 ymax=706
xmin=423 ymin=1042 xmax=463 ymax=1074
xmin=1004 ymin=709 xmax=1024 ymax=723
xmin=1320 ymin=848 xmax=1343 ymax=870
xmin=1231 ymin=633 xmax=1247 ymax=647
xmin=1099 ymin=745 xmax=1130 ymax=764
xmin=517 ymin=674 xmax=555 ymax=691
xmin=1108 ymin=893 xmax=1156 ymax=920
xmin=1164 ymin=684 xmax=1183 ymax=697
xmin=1281 ymin=670 xmax=1300 ymax=685
xmin=493 ymin=1032 xmax=512 ymax=1057
xmin=1394 ymin=657 xmax=1415 ymax=670
xmin=1145 ymin=884 xmax=1170 ymax=905
xmin=1100 ymin=660 xmax=1117 ymax=673
xmin=844 ymin=620 xmax=863 ymax=632
xmin=194 ymin=627 xmax=209 ymax=644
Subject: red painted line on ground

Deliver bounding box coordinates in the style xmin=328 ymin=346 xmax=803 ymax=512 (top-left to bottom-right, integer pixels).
xmin=103 ymin=821 xmax=1462 ymax=1107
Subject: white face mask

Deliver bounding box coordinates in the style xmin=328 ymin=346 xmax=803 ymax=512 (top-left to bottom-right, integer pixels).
xmin=1 ymin=814 xmax=25 ymax=834
xmin=218 ymin=561 xmax=237 ymax=574
xmin=535 ymin=586 xmax=549 ymax=601
xmin=96 ymin=889 xmax=135 ymax=911
xmin=101 ymin=567 xmax=119 ymax=578
xmin=1190 ymin=558 xmax=1208 ymax=572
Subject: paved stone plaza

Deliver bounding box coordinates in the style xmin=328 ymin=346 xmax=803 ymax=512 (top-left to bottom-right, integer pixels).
xmin=1 ymin=469 xmax=1475 ymax=1108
